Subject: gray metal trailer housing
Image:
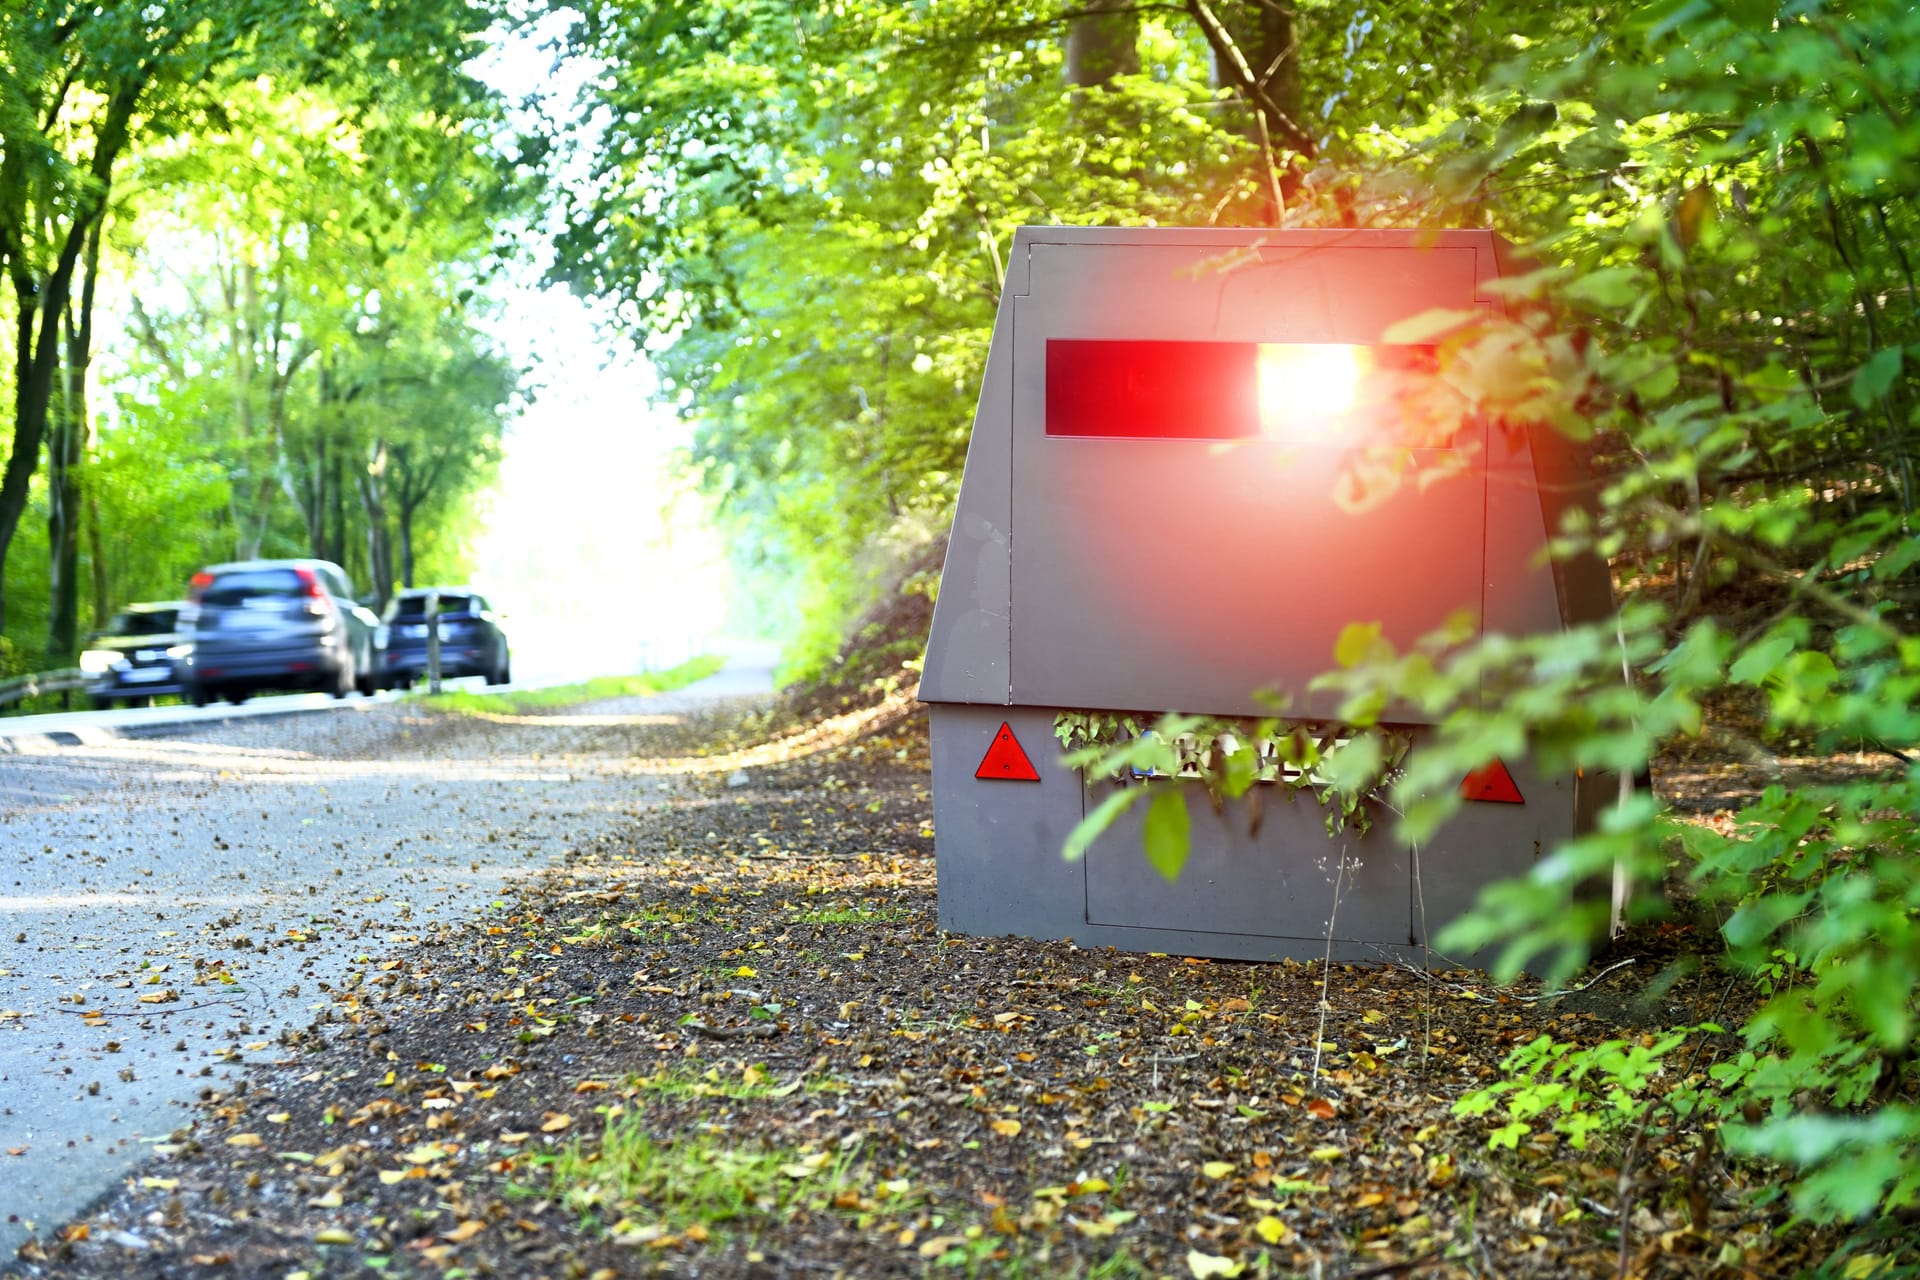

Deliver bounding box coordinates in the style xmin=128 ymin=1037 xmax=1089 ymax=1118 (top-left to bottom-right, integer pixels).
xmin=921 ymin=226 xmax=1616 ymax=965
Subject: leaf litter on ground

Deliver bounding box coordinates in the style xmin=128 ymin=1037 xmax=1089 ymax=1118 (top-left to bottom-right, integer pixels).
xmin=16 ymin=684 xmax=1877 ymax=1279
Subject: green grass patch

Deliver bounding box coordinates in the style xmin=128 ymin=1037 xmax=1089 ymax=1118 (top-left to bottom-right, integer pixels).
xmin=626 ymin=1065 xmax=841 ymax=1100
xmin=422 ymin=654 xmax=724 ymax=715
xmin=926 ymin=1234 xmax=1150 ymax=1278
xmin=543 ymin=1116 xmax=861 ymax=1240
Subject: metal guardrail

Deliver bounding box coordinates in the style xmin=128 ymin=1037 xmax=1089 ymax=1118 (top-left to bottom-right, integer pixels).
xmin=0 ymin=668 xmax=88 ymax=709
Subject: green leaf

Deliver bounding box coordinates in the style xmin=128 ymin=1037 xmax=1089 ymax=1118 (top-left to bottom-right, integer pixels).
xmin=1631 ymin=0 xmax=1714 ymax=42
xmin=1380 ymin=308 xmax=1483 ymax=344
xmin=1850 ymin=346 xmax=1903 ymax=409
xmin=1063 ymin=788 xmax=1142 ymax=863
xmin=1723 ymin=892 xmax=1811 ymax=950
xmin=1141 ymin=789 xmax=1191 ymax=884
xmin=1320 ymin=734 xmax=1385 ymax=798
xmin=1565 ymin=266 xmax=1646 ymax=308
xmin=1333 ymin=622 xmax=1389 ymax=669
xmin=1488 ymin=1121 xmax=1530 ymax=1150
xmin=1730 ymin=631 xmax=1796 ymax=685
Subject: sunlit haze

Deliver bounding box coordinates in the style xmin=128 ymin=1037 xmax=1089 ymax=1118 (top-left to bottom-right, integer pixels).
xmin=467 ymin=16 xmax=732 ymax=682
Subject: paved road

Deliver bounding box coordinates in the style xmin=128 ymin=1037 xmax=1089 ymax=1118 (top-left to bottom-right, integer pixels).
xmin=0 ymin=655 xmax=773 ymax=1262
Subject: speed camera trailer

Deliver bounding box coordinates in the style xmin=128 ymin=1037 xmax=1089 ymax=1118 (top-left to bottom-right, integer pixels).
xmin=920 ymin=226 xmax=1617 ymax=966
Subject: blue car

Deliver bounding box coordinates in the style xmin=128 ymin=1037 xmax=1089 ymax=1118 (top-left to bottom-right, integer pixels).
xmin=376 ymin=588 xmax=511 ymax=689
xmin=184 ymin=559 xmax=380 ymax=704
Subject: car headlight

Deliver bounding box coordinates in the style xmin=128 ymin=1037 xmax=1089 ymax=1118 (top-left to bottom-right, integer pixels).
xmin=166 ymin=643 xmax=193 ymax=659
xmin=79 ymin=649 xmax=121 ymax=674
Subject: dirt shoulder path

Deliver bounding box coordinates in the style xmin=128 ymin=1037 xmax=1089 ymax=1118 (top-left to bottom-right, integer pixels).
xmin=14 ymin=693 xmax=1850 ymax=1279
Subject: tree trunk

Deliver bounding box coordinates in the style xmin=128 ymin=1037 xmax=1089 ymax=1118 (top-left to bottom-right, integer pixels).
xmin=46 ymin=346 xmax=84 ymax=661
xmin=1187 ymin=0 xmax=1313 ymax=223
xmin=3 ymin=261 xmax=81 ymax=640
xmin=86 ymin=489 xmax=110 ymax=629
xmin=356 ymin=462 xmax=392 ymax=607
xmin=1065 ymin=0 xmax=1139 ymax=88
xmin=397 ymin=499 xmax=417 ymax=590
xmin=329 ymin=441 xmax=347 ymax=565
xmin=1204 ymin=2 xmax=1305 ymax=127
xmin=46 ymin=218 xmax=106 ymax=661
xmin=0 ymin=128 xmax=118 ymax=637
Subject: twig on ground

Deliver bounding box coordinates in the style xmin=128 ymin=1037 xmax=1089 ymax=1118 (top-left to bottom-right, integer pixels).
xmin=1529 ymin=958 xmax=1639 ymax=1002
xmin=55 ymin=998 xmax=246 ymax=1019
xmin=1380 ymin=956 xmax=1638 ymax=1004
xmin=682 ymin=1019 xmax=782 ymax=1040
xmin=1335 ymin=1257 xmax=1444 ymax=1280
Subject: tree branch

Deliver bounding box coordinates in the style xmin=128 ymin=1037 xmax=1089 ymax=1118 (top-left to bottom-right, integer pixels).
xmin=1184 ymin=0 xmax=1315 ymax=158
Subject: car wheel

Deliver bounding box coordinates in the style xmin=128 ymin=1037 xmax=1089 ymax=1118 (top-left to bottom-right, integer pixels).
xmin=228 ymin=689 xmax=250 ymax=705
xmin=191 ymin=687 xmax=211 ymax=708
xmin=332 ymin=657 xmax=354 ymax=699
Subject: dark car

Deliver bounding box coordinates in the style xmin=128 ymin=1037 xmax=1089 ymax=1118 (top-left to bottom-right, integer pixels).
xmin=183 ymin=559 xmax=380 ymax=704
xmin=376 ymin=588 xmax=510 ymax=689
xmin=80 ymin=602 xmax=193 ymax=706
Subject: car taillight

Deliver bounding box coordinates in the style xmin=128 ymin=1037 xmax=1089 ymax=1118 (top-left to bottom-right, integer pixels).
xmin=294 ymin=567 xmax=325 ymax=598
xmin=189 ymin=571 xmax=213 ymax=602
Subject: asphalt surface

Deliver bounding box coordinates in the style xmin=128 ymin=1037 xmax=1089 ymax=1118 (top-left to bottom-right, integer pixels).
xmin=0 ymin=656 xmax=774 ymax=1263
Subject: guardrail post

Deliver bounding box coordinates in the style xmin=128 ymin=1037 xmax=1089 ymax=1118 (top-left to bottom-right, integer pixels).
xmin=426 ymin=589 xmax=442 ymax=695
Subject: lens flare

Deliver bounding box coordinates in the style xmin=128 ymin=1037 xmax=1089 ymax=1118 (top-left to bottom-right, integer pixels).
xmin=1257 ymin=344 xmax=1364 ymax=435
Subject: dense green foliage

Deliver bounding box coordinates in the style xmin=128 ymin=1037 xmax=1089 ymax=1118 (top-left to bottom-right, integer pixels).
xmin=1313 ymin=0 xmax=1920 ymax=1229
xmin=553 ymin=0 xmax=1920 ymax=1243
xmin=0 ymin=0 xmax=530 ymax=661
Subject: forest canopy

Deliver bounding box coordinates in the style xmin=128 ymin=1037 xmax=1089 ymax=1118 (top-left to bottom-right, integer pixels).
xmin=0 ymin=0 xmax=534 ymax=671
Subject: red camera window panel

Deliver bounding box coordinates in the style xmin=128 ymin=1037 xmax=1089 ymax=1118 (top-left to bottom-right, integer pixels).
xmin=1046 ymin=340 xmax=1455 ymax=446
xmin=1046 ymin=339 xmax=1261 ymax=440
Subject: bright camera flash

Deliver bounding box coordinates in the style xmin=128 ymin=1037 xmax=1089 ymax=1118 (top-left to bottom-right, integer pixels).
xmin=1257 ymin=344 xmax=1363 ymax=433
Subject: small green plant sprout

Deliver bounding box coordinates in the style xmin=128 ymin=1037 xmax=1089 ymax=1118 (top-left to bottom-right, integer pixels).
xmin=1453 ymin=1028 xmax=1709 ymax=1153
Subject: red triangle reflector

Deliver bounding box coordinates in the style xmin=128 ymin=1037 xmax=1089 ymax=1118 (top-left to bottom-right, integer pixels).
xmin=976 ymin=722 xmax=1040 ymax=782
xmin=1461 ymin=758 xmax=1524 ymax=804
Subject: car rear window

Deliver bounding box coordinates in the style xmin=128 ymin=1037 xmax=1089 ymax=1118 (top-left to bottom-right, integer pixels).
xmin=201 ymin=570 xmax=307 ymax=606
xmin=393 ymin=594 xmax=475 ymax=619
xmin=107 ymin=610 xmax=179 ymax=635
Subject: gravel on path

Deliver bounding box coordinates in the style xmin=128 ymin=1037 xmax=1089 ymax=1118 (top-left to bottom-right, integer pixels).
xmin=1 ymin=665 xmax=769 ymax=1263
